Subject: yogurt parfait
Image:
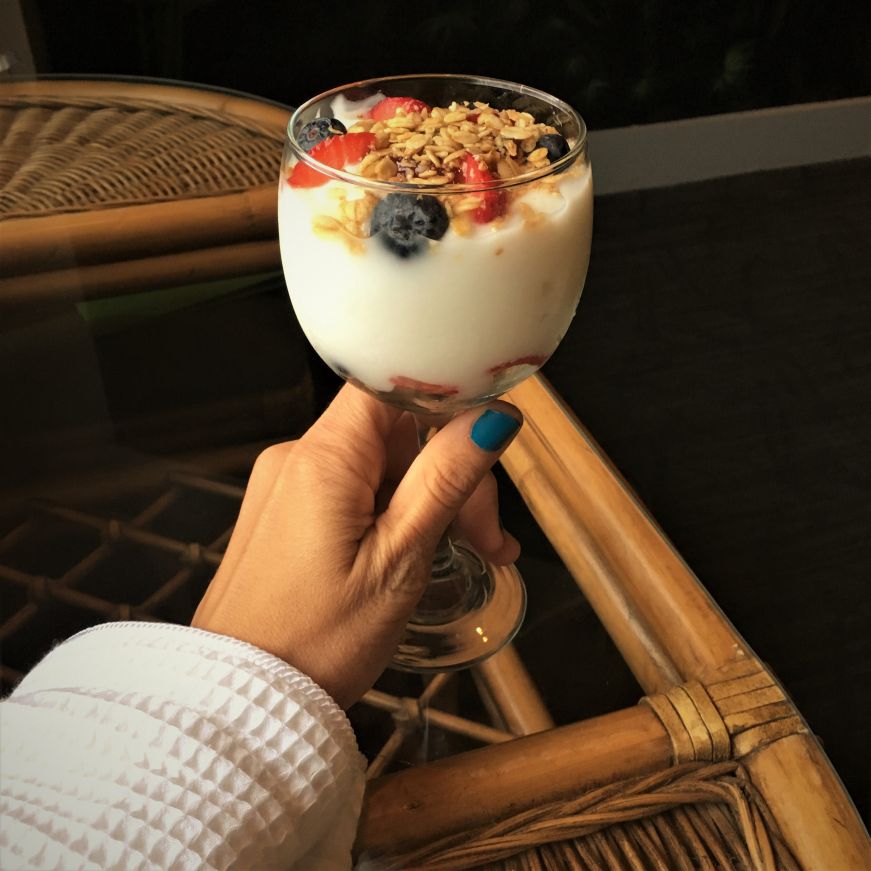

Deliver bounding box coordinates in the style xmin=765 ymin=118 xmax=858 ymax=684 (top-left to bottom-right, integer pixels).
xmin=279 ymin=74 xmax=593 ymax=414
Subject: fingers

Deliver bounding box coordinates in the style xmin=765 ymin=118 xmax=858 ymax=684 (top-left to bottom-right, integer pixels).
xmin=383 ymin=413 xmax=419 ymax=484
xmin=481 ymin=529 xmax=521 ymax=565
xmin=453 ymin=473 xmax=521 ymax=566
xmin=307 ymin=383 xmax=402 ymax=450
xmin=300 ymin=383 xmax=404 ymax=495
xmin=381 ymin=402 xmax=522 ymax=556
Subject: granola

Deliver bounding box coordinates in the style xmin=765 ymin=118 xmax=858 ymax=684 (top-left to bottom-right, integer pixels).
xmin=347 ymin=101 xmax=560 ymax=184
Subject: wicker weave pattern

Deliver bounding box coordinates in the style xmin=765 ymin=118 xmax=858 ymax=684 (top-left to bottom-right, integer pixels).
xmin=0 ymin=96 xmax=284 ymax=219
xmin=383 ymin=763 xmax=801 ymax=871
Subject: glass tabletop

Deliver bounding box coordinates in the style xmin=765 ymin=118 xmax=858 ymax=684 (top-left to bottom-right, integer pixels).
xmin=1 ymin=76 xmax=868 ymax=824
xmin=0 ymin=74 xmax=639 ymax=770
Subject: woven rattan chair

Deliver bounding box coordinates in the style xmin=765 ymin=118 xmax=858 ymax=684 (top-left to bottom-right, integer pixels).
xmin=0 ymin=78 xmax=289 ymax=306
xmin=2 ymin=79 xmax=868 ymax=869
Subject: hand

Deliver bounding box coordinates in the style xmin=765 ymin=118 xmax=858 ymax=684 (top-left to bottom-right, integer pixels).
xmin=192 ymin=384 xmax=522 ymax=708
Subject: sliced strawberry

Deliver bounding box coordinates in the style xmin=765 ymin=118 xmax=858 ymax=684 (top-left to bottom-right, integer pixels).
xmin=288 ymin=132 xmax=375 ymax=187
xmin=390 ymin=375 xmax=460 ymax=396
xmin=460 ymin=153 xmax=507 ymax=224
xmin=341 ymin=131 xmax=376 ymax=164
xmin=368 ymin=96 xmax=429 ymax=121
xmin=289 ymin=136 xmax=344 ymax=187
xmin=488 ymin=354 xmax=548 ymax=375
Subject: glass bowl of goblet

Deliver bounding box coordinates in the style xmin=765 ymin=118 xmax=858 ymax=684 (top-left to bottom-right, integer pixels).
xmin=279 ymin=74 xmax=592 ymax=671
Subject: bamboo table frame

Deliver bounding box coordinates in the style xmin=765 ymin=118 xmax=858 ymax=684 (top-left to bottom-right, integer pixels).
xmin=3 ymin=78 xmax=867 ymax=869
xmin=358 ymin=375 xmax=871 ymax=869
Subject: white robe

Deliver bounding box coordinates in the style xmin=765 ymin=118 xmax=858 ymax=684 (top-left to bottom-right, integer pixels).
xmin=0 ymin=622 xmax=366 ymax=869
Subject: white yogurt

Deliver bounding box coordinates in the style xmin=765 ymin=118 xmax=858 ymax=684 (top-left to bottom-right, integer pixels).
xmin=278 ymin=162 xmax=593 ymax=407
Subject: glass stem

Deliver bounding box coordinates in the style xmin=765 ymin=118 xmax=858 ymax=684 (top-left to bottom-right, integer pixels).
xmin=412 ymin=414 xmax=475 ymax=623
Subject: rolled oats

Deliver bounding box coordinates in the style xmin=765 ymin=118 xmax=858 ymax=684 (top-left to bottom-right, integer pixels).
xmin=313 ymin=215 xmax=343 ymax=233
xmin=454 ymin=195 xmax=483 ymax=214
xmin=451 ymin=215 xmax=473 ymax=236
xmin=496 ymin=157 xmax=520 ymax=179
xmin=415 ymin=175 xmax=452 ymax=185
xmin=501 ymin=126 xmax=536 ymax=140
xmin=404 ymin=133 xmax=431 ymax=153
xmin=374 ymin=156 xmax=398 ymax=180
xmin=385 ymin=114 xmax=416 ymax=129
xmin=444 ymin=148 xmax=468 ymax=165
xmin=516 ymin=201 xmax=544 ymax=229
xmin=310 ymin=98 xmax=572 ymax=249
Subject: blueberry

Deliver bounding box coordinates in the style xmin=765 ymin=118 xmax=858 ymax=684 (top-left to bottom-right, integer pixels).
xmin=370 ymin=194 xmax=449 ymax=259
xmin=536 ymin=133 xmax=570 ymax=163
xmin=299 ymin=117 xmax=347 ymax=152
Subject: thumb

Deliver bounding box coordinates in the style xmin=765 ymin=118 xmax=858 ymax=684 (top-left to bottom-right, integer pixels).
xmin=382 ymin=402 xmax=522 ymax=554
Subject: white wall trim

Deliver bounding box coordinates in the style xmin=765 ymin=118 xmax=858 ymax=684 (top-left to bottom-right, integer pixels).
xmin=0 ymin=0 xmax=36 ymax=76
xmin=588 ymin=97 xmax=871 ymax=195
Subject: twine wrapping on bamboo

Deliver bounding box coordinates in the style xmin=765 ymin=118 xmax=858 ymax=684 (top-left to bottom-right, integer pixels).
xmin=642 ymin=681 xmax=732 ymax=764
xmin=373 ymin=762 xmax=801 ymax=871
xmin=643 ymin=667 xmax=815 ymax=766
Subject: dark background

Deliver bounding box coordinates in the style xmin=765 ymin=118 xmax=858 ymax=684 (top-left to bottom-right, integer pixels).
xmin=8 ymin=0 xmax=871 ymax=827
xmin=22 ymin=0 xmax=871 ymax=127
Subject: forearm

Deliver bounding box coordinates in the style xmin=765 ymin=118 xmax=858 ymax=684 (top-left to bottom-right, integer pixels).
xmin=0 ymin=622 xmax=365 ymax=870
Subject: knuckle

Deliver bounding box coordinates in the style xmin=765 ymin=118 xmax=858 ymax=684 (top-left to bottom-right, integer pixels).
xmin=290 ymin=443 xmax=333 ymax=486
xmin=298 ymin=439 xmax=352 ymax=477
xmin=421 ymin=459 xmax=477 ymax=514
xmin=252 ymin=442 xmax=294 ymax=479
xmin=375 ymin=535 xmax=429 ymax=598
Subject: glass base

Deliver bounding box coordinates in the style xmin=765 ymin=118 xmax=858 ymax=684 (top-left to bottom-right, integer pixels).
xmin=391 ymin=543 xmax=527 ymax=673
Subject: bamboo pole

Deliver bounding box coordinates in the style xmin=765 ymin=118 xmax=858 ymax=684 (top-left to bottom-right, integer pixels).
xmin=0 ymin=186 xmax=278 ymax=278
xmin=500 ymin=415 xmax=683 ymax=694
xmin=362 ymin=689 xmax=515 ymax=746
xmin=357 ymin=703 xmax=671 ymax=857
xmin=473 ymin=643 xmax=555 ymax=735
xmin=0 ymin=239 xmax=280 ymax=306
xmin=501 ymin=375 xmax=871 ymax=867
xmin=502 ymin=375 xmax=751 ymax=688
xmin=744 ymin=734 xmax=871 ymax=871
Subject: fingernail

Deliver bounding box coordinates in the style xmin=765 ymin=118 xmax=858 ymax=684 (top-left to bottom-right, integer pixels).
xmin=470 ymin=410 xmax=520 ymax=452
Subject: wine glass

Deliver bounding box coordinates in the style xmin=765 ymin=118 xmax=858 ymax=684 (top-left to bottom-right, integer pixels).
xmin=278 ymin=74 xmax=592 ymax=671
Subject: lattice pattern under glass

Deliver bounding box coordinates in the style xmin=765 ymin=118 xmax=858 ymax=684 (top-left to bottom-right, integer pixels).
xmin=0 ymin=469 xmax=545 ymax=776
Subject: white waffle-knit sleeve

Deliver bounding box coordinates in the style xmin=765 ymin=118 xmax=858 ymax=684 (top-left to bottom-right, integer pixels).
xmin=0 ymin=622 xmax=366 ymax=870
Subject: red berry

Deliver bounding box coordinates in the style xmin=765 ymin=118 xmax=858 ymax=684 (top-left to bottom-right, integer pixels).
xmin=288 ymin=132 xmax=375 ymax=187
xmin=390 ymin=375 xmax=460 ymax=396
xmin=288 ymin=137 xmax=344 ymax=187
xmin=488 ymin=354 xmax=548 ymax=375
xmin=460 ymin=153 xmax=507 ymax=224
xmin=341 ymin=131 xmax=376 ymax=164
xmin=368 ymin=96 xmax=429 ymax=121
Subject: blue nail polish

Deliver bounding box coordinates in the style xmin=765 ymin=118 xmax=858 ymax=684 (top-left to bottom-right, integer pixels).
xmin=471 ymin=410 xmax=520 ymax=452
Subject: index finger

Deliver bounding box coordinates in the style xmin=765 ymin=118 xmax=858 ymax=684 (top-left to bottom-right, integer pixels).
xmin=301 ymin=383 xmax=404 ymax=493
